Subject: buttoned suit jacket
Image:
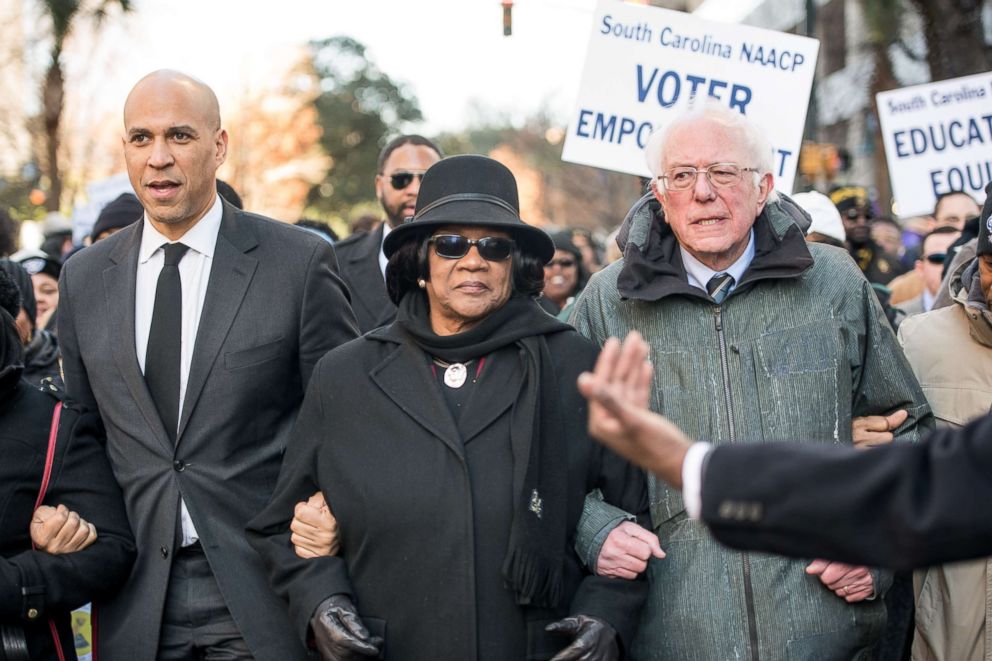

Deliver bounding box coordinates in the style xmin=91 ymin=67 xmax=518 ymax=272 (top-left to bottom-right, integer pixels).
xmin=58 ymin=200 xmax=359 ymax=661
xmin=332 ymin=223 xmax=396 ymax=333
xmin=701 ymin=412 xmax=992 ymax=571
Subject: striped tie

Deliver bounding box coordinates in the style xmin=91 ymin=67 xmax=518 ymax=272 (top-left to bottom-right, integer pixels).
xmin=707 ymin=273 xmax=734 ymax=305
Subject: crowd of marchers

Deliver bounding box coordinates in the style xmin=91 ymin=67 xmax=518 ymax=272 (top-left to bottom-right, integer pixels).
xmin=0 ymin=67 xmax=989 ymax=661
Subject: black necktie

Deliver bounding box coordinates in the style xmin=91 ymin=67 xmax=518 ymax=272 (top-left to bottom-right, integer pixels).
xmin=145 ymin=242 xmax=189 ymax=443
xmin=707 ymin=272 xmax=734 ymax=305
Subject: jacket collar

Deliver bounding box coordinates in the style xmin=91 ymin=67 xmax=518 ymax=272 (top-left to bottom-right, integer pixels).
xmin=950 ymin=258 xmax=992 ymax=348
xmin=615 ymin=192 xmax=814 ymax=303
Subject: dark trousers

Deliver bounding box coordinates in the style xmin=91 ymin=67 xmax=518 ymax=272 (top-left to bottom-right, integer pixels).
xmin=157 ymin=544 xmax=253 ymax=661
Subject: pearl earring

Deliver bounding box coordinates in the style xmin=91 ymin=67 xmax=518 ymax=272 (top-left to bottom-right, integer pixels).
xmin=417 ymin=279 xmax=427 ymax=289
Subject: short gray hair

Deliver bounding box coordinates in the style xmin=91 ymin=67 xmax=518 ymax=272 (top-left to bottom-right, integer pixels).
xmin=644 ymin=102 xmax=779 ymax=202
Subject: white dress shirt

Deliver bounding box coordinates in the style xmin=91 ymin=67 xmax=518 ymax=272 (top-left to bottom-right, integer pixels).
xmin=378 ymin=222 xmax=392 ymax=280
xmin=677 ymin=230 xmax=755 ymax=518
xmin=135 ymin=194 xmax=223 ymax=546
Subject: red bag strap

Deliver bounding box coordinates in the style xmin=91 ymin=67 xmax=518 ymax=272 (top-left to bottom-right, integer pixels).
xmin=33 ymin=402 xmax=68 ymax=661
xmin=34 ymin=401 xmax=62 ymax=512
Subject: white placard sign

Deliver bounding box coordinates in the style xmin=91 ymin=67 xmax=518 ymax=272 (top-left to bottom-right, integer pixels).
xmin=877 ymin=72 xmax=992 ymax=218
xmin=562 ymin=1 xmax=819 ymax=194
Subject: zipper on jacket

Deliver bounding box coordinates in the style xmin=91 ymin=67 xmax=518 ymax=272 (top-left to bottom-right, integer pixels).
xmin=714 ymin=305 xmax=760 ymax=661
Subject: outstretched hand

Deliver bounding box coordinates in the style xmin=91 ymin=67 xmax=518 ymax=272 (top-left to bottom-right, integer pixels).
xmin=578 ymin=332 xmax=691 ymax=487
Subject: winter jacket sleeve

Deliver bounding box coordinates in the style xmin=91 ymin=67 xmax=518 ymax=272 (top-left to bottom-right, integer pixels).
xmin=0 ymin=405 xmax=135 ymax=622
xmin=246 ymin=355 xmax=355 ymax=647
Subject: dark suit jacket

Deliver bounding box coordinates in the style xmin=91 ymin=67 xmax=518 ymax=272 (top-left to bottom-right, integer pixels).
xmin=332 ymin=224 xmax=396 ymax=332
xmin=58 ymin=201 xmax=359 ymax=661
xmin=702 ymin=412 xmax=992 ymax=571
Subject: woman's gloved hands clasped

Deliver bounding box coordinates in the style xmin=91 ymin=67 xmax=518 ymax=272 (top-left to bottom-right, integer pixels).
xmin=547 ymin=614 xmax=620 ymax=660
xmin=311 ymin=594 xmax=382 ymax=660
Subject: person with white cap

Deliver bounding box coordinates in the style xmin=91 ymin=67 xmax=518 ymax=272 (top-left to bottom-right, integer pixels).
xmin=792 ymin=190 xmax=846 ymax=247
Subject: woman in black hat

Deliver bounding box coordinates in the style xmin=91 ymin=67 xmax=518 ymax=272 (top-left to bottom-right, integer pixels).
xmin=249 ymin=155 xmax=647 ymax=661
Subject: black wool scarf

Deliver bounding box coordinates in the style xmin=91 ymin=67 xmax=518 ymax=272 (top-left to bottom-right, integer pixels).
xmin=396 ymin=292 xmax=572 ymax=608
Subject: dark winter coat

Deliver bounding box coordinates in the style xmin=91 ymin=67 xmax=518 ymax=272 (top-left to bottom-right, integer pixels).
xmin=0 ymin=329 xmax=134 ymax=660
xmin=248 ymin=322 xmax=648 ymax=661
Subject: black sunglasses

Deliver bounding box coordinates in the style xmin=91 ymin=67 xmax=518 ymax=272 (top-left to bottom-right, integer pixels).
xmin=924 ymin=252 xmax=947 ymax=265
xmin=429 ymin=234 xmax=515 ymax=261
xmin=844 ymin=208 xmax=874 ymax=222
xmin=387 ymin=172 xmax=425 ymax=190
xmin=546 ymin=258 xmax=576 ymax=269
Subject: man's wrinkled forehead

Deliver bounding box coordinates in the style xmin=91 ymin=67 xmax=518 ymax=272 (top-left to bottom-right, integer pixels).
xmin=662 ymin=118 xmax=745 ymax=169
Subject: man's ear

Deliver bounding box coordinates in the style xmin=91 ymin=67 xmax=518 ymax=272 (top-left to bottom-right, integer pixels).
xmin=374 ymin=174 xmax=384 ymax=203
xmin=755 ymin=172 xmax=774 ymax=214
xmin=214 ymin=129 xmax=229 ymax=166
xmin=650 ymin=178 xmax=670 ymax=222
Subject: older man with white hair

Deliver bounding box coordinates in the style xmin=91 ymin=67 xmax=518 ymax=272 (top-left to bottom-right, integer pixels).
xmin=569 ymin=104 xmax=932 ymax=660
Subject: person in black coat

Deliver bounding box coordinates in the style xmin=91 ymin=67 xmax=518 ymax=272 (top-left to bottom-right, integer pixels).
xmin=577 ymin=330 xmax=992 ymax=572
xmin=0 ymin=259 xmax=61 ymax=386
xmin=0 ymin=271 xmax=135 ymax=660
xmin=248 ymin=156 xmax=648 ymax=661
xmin=332 ymin=135 xmax=443 ymax=333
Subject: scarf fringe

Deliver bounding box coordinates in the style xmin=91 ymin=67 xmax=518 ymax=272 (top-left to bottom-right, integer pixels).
xmin=502 ymin=547 xmax=564 ymax=609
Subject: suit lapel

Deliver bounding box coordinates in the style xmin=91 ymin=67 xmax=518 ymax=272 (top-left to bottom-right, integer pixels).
xmin=176 ymin=204 xmax=259 ymax=443
xmin=347 ymin=225 xmax=395 ymax=326
xmin=369 ymin=335 xmax=464 ymax=460
xmin=103 ymin=223 xmax=174 ymax=453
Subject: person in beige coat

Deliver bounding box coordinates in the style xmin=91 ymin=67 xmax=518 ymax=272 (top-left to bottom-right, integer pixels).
xmin=898 ymin=197 xmax=992 ymax=661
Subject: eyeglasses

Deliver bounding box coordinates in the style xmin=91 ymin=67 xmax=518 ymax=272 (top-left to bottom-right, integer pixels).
xmin=924 ymin=252 xmax=947 ymax=265
xmin=658 ymin=163 xmax=759 ymax=191
xmin=387 ymin=172 xmax=425 ymax=190
xmin=429 ymin=234 xmax=515 ymax=261
xmin=545 ymin=258 xmax=576 ymax=269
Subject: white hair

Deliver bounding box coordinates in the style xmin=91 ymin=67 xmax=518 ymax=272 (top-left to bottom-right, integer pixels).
xmin=644 ymin=102 xmax=779 ymax=202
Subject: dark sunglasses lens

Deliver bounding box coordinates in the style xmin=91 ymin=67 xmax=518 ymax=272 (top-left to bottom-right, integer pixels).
xmin=926 ymin=253 xmax=946 ymax=264
xmin=390 ymin=173 xmax=415 ymax=189
xmin=433 ymin=235 xmax=469 ymax=258
xmin=477 ymin=238 xmax=514 ymax=261
xmin=548 ymin=259 xmax=575 ymax=268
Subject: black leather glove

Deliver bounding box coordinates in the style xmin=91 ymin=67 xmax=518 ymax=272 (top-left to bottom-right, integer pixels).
xmin=546 ymin=614 xmax=620 ymax=661
xmin=310 ymin=594 xmax=383 ymax=661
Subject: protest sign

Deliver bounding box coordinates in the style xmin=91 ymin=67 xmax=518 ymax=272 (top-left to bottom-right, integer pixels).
xmin=562 ymin=0 xmax=819 ymax=194
xmin=877 ymin=72 xmax=991 ymax=218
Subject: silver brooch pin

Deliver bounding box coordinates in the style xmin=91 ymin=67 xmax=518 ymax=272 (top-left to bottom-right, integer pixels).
xmin=529 ymin=489 xmax=543 ymax=519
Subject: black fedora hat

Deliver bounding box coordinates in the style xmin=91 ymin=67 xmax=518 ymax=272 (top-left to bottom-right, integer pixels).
xmin=383 ymin=154 xmax=554 ymax=263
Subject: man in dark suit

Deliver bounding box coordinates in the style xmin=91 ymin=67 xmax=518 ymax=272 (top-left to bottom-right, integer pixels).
xmin=578 ymin=331 xmax=992 ymax=572
xmin=58 ymin=70 xmax=359 ymax=660
xmin=333 ymin=134 xmax=442 ymax=332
